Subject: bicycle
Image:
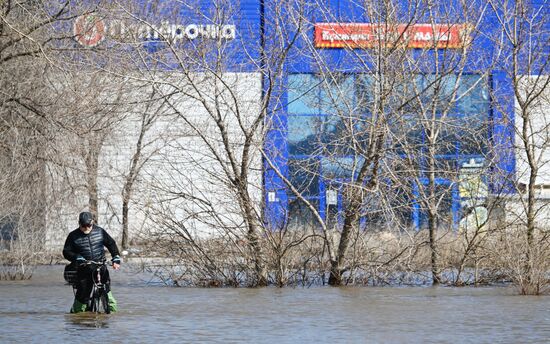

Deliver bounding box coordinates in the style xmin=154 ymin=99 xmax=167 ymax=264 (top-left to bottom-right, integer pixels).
xmin=78 ymin=260 xmax=111 ymax=314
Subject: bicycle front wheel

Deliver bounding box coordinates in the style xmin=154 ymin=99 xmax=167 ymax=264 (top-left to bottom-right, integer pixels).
xmin=89 ymin=289 xmax=100 ymax=313
xmin=100 ymin=290 xmax=110 ymax=314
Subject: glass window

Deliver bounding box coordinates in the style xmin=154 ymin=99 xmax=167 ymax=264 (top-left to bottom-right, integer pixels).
xmin=288 ymin=115 xmax=324 ymax=155
xmin=288 ymin=73 xmax=489 ymax=157
xmin=318 ymin=74 xmax=355 ymax=115
xmin=288 ymin=115 xmax=367 ymax=156
xmin=355 ymin=74 xmax=376 ymax=114
xmin=356 ymin=74 xmax=424 ymax=114
xmin=455 ymin=114 xmax=488 ymax=155
xmin=423 ymin=74 xmax=459 ymax=114
xmin=320 ymin=115 xmax=355 ymax=156
xmin=434 ymin=125 xmax=460 ymax=156
xmin=288 ymin=74 xmax=322 ymax=114
xmin=420 ymin=74 xmax=489 ymax=116
xmin=287 ymin=198 xmax=320 ymax=229
xmin=288 ymin=158 xmax=320 ymax=197
xmin=289 ymin=74 xmax=357 ymax=116
xmin=321 ymin=156 xmax=365 ymax=180
xmin=391 ymin=114 xmax=424 ymax=154
xmin=390 ymin=75 xmax=425 ymax=114
xmin=456 ymin=75 xmax=489 ymax=115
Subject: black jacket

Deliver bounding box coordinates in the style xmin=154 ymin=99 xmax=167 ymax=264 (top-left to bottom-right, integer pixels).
xmin=63 ymin=225 xmax=120 ymax=262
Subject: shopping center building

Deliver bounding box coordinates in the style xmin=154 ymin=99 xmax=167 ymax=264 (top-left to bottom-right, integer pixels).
xmin=43 ymin=0 xmax=548 ymax=246
xmin=259 ymin=0 xmax=549 ymax=231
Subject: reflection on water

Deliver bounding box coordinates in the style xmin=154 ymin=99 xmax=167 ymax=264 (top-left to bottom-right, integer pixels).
xmin=0 ymin=265 xmax=549 ymax=343
xmin=65 ymin=313 xmax=110 ymax=329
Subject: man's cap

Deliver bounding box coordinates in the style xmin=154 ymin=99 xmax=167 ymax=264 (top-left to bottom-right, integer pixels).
xmin=78 ymin=212 xmax=94 ymax=225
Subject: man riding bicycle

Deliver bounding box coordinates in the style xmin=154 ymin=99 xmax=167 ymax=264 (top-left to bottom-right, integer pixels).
xmin=63 ymin=211 xmax=121 ymax=313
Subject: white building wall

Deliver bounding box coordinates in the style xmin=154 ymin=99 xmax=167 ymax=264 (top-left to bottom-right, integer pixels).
xmin=46 ymin=72 xmax=262 ymax=249
xmin=505 ymin=74 xmax=550 ymax=227
xmin=515 ymin=75 xmax=550 ymax=188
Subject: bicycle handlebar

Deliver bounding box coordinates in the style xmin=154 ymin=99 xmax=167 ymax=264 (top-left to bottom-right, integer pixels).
xmin=78 ymin=259 xmax=107 ymax=267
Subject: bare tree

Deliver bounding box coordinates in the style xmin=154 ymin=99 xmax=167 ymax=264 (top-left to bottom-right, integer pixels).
xmin=486 ymin=0 xmax=550 ymax=294
xmin=119 ymin=87 xmax=168 ymax=249
xmin=261 ymin=0 xmax=490 ymax=286
xmin=0 ymin=1 xmax=86 ymax=277
xmin=80 ymin=0 xmax=310 ymax=286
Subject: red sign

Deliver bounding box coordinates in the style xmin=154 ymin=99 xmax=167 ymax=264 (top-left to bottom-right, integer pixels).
xmin=314 ymin=23 xmax=471 ymax=49
xmin=74 ymin=14 xmax=106 ymax=47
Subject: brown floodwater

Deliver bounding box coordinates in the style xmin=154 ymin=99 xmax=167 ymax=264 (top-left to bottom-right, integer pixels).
xmin=0 ymin=265 xmax=549 ymax=343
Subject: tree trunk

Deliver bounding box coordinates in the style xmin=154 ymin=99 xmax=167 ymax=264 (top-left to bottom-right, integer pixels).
xmin=86 ymin=146 xmax=100 ymax=218
xmin=429 ymin=208 xmax=440 ymax=285
xmin=122 ymin=196 xmax=129 ymax=250
xmin=246 ymin=222 xmax=268 ymax=287
xmin=240 ymin=187 xmax=268 ymax=287
xmin=525 ymin=154 xmax=537 ymax=286
xmin=327 ymin=214 xmax=354 ymax=286
xmin=328 ymin=193 xmax=361 ymax=286
xmin=427 ymin=135 xmax=440 ymax=286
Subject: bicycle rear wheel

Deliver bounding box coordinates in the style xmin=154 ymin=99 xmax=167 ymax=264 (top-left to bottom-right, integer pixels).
xmin=89 ymin=289 xmax=100 ymax=313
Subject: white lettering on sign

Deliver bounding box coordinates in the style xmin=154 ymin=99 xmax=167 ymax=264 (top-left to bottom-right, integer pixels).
xmin=314 ymin=23 xmax=471 ymax=49
xmin=414 ymin=32 xmax=432 ymax=41
xmin=111 ymin=21 xmax=237 ymax=42
xmin=74 ymin=14 xmax=237 ymax=47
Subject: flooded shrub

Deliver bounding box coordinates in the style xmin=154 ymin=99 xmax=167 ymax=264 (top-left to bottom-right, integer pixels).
xmin=484 ymin=226 xmax=550 ymax=295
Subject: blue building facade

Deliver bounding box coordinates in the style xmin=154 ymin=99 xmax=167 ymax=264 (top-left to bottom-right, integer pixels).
xmin=259 ymin=1 xmax=531 ymax=230
xmin=78 ymin=0 xmax=547 ymax=231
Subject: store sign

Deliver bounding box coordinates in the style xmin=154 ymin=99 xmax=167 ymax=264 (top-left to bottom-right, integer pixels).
xmin=74 ymin=14 xmax=237 ymax=48
xmin=74 ymin=14 xmax=106 ymax=47
xmin=314 ymin=23 xmax=471 ymax=49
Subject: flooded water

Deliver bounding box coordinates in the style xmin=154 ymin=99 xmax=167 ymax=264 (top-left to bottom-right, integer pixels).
xmin=0 ymin=265 xmax=549 ymax=343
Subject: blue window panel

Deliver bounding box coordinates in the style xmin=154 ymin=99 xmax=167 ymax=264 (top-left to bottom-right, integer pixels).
xmin=288 ymin=115 xmax=324 ymax=155
xmin=320 ymin=115 xmax=361 ymax=156
xmin=432 ymin=124 xmax=461 ymax=156
xmin=423 ymin=74 xmax=460 ymax=114
xmin=288 ymin=158 xmax=320 ymax=197
xmin=430 ymin=112 xmax=489 ymax=156
xmin=289 ymin=114 xmax=370 ymax=156
xmin=319 ymin=74 xmax=355 ymax=115
xmin=289 ymin=74 xmax=356 ymax=116
xmin=357 ymin=74 xmax=426 ymax=114
xmin=288 ymin=74 xmax=322 ymax=114
xmin=391 ymin=114 xmax=424 ymax=154
xmin=456 ymin=75 xmax=490 ymax=115
xmin=321 ymin=157 xmax=365 ymax=180
xmin=355 ymin=74 xmax=376 ymax=114
xmin=455 ymin=115 xmax=489 ymax=155
xmin=420 ymin=74 xmax=490 ymax=115
xmin=287 ymin=199 xmax=320 ymax=229
xmin=392 ymin=75 xmax=426 ymax=114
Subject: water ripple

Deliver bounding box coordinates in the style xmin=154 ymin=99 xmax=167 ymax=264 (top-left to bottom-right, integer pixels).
xmin=0 ymin=266 xmax=549 ymax=343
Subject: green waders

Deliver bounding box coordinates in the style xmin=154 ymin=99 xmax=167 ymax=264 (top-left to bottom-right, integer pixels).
xmin=70 ymin=298 xmax=87 ymax=313
xmin=107 ymin=292 xmax=117 ymax=312
xmin=70 ymin=292 xmax=117 ymax=313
